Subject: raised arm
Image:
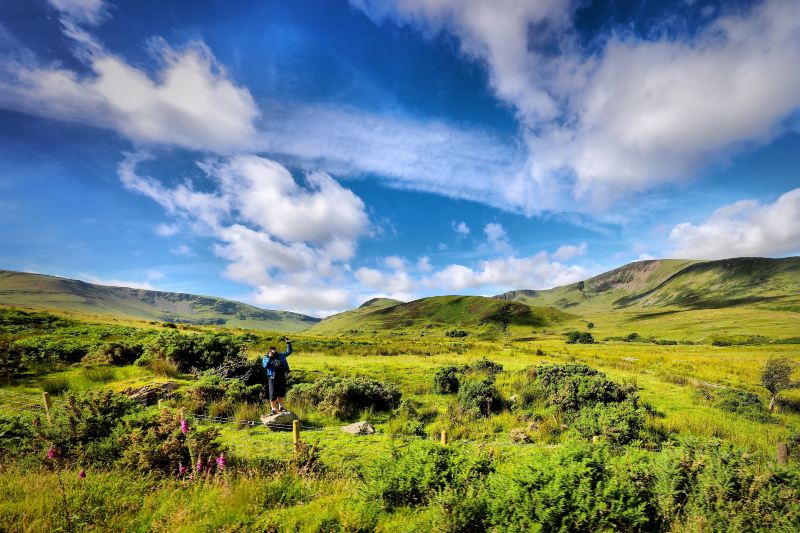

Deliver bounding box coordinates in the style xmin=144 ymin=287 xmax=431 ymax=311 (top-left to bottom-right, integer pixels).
xmin=277 ymin=340 xmax=292 ymax=358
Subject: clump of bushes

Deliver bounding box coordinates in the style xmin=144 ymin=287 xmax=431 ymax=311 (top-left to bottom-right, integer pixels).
xmin=445 ymin=329 xmax=469 ymax=338
xmin=715 ymin=389 xmax=775 ymax=423
xmin=565 ymin=331 xmax=594 ymax=344
xmin=143 ymin=331 xmax=246 ymax=372
xmin=287 ymin=376 xmax=401 ymax=419
xmin=534 ymin=364 xmax=633 ymax=412
xmin=457 ymin=379 xmax=504 ymax=417
xmin=433 ymin=366 xmax=460 ymax=394
xmin=82 ymin=341 xmax=144 ymax=366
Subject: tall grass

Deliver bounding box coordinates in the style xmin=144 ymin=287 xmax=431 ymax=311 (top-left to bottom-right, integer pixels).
xmin=41 ymin=377 xmax=70 ymax=396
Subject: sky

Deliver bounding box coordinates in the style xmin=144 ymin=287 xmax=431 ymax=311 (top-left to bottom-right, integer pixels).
xmin=0 ymin=0 xmax=799 ymax=316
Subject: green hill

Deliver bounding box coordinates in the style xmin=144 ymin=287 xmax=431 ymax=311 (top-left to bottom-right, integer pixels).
xmin=496 ymin=257 xmax=800 ymax=340
xmin=309 ymin=295 xmax=573 ymax=336
xmin=0 ymin=270 xmax=319 ymax=331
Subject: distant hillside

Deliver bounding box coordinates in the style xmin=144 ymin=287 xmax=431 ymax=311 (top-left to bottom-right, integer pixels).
xmin=0 ymin=270 xmax=319 ymax=332
xmin=309 ymin=295 xmax=572 ymax=336
xmin=496 ymin=257 xmax=800 ymax=312
xmin=496 ymin=257 xmax=800 ymax=340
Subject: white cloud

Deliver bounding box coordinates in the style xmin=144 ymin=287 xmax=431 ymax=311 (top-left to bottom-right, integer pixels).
xmin=669 ymin=188 xmax=800 ymax=259
xmin=0 ymin=35 xmax=259 ymax=153
xmin=121 ymin=153 xmax=371 ymax=314
xmin=154 ymin=223 xmax=180 ymax=237
xmin=553 ymin=242 xmax=587 ymax=261
xmin=353 ymin=0 xmax=800 ymax=211
xmin=80 ymin=274 xmax=155 ymax=290
xmin=146 ymin=270 xmax=165 ymax=281
xmin=355 ymin=267 xmax=415 ymax=293
xmin=417 ymin=256 xmax=433 ymax=272
xmin=452 ymin=221 xmax=470 ymax=235
xmin=384 ymin=256 xmax=408 ymax=270
xmin=47 ymin=0 xmax=107 ymax=25
xmin=250 ymin=284 xmax=351 ymax=317
xmin=171 ymin=244 xmax=195 ymax=257
xmin=427 ymin=252 xmax=588 ymax=292
xmin=484 ymin=222 xmax=512 ymax=253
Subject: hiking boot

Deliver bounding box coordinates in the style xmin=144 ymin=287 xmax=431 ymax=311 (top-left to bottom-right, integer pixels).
xmin=279 ymin=406 xmax=288 ymax=413
xmin=269 ymin=410 xmax=277 ymax=416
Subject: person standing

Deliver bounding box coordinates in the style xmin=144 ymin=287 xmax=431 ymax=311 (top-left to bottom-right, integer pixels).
xmin=263 ymin=337 xmax=292 ymax=415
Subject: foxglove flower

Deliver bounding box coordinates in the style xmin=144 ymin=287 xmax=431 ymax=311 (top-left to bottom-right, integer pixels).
xmin=46 ymin=445 xmax=57 ymax=459
xmin=216 ymin=453 xmax=227 ymax=470
xmin=178 ymin=463 xmax=187 ymax=475
xmin=180 ymin=418 xmax=188 ymax=435
xmin=196 ymin=458 xmax=203 ymax=472
xmin=78 ymin=469 xmax=86 ymax=479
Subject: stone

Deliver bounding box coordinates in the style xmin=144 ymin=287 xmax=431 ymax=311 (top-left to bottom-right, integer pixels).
xmin=340 ymin=421 xmax=376 ymax=435
xmin=261 ymin=411 xmax=299 ymax=431
xmin=122 ymin=382 xmax=179 ymax=405
xmin=509 ymin=428 xmax=531 ymax=444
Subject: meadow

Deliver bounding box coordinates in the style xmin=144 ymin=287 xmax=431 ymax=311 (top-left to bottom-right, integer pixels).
xmin=1 ymin=306 xmax=799 ymax=531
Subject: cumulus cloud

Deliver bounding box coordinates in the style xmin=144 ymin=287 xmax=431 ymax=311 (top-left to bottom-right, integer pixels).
xmin=171 ymin=244 xmax=195 ymax=257
xmin=120 ymin=153 xmax=371 ymax=314
xmin=669 ymin=188 xmax=800 ymax=259
xmin=553 ymin=242 xmax=587 ymax=261
xmin=483 ymin=222 xmax=512 ymax=253
xmin=452 ymin=221 xmax=471 ymax=235
xmin=154 ymin=223 xmax=180 ymax=237
xmin=0 ymin=32 xmax=259 ymax=152
xmin=353 ymin=0 xmax=800 ymax=211
xmin=47 ymin=0 xmax=107 ymax=25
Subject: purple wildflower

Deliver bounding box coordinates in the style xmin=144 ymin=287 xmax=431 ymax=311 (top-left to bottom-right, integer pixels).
xmin=178 ymin=463 xmax=187 ymax=475
xmin=46 ymin=445 xmax=57 ymax=459
xmin=196 ymin=458 xmax=203 ymax=472
xmin=180 ymin=418 xmax=188 ymax=435
xmin=78 ymin=469 xmax=86 ymax=479
xmin=216 ymin=453 xmax=227 ymax=470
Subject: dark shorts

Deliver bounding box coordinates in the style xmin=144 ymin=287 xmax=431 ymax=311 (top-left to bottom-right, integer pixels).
xmin=268 ymin=376 xmax=287 ymax=400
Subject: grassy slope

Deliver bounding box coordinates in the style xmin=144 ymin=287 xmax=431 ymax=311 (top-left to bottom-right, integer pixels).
xmin=0 ymin=270 xmax=319 ymax=332
xmin=497 ymin=257 xmax=800 ymax=340
xmin=309 ymin=295 xmax=574 ymax=336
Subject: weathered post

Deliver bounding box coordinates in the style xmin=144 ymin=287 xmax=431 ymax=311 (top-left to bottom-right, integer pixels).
xmin=293 ymin=419 xmax=301 ymax=446
xmin=777 ymin=443 xmax=789 ymax=465
xmin=441 ymin=429 xmax=448 ymax=446
xmin=42 ymin=392 xmax=52 ymax=425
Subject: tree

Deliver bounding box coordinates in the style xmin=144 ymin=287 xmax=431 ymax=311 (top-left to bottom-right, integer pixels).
xmin=577 ymin=281 xmax=585 ymax=292
xmin=587 ymin=322 xmax=595 ymax=329
xmin=761 ymin=357 xmax=799 ymax=411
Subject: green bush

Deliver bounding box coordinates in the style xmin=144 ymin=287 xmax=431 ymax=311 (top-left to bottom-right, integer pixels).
xmin=466 ymin=357 xmax=503 ymax=375
xmin=457 ymin=379 xmax=503 ymax=417
xmin=433 ymin=366 xmax=460 ymax=394
xmin=566 ymin=331 xmax=595 ymax=344
xmin=287 ymin=376 xmax=401 ymax=419
xmin=534 ymin=364 xmax=634 ymax=413
xmin=487 ymin=442 xmax=661 ymax=531
xmin=82 ymin=342 xmax=144 ymax=366
xmin=571 ymin=400 xmax=645 ymax=445
xmin=41 ymin=376 xmax=70 ymax=396
xmin=145 ymin=331 xmax=245 ymax=372
xmin=0 ymin=335 xmax=24 ymax=383
xmin=716 ymin=389 xmax=775 ymax=423
xmin=445 ymin=329 xmax=469 ymax=338
xmin=364 ymin=442 xmax=493 ymax=509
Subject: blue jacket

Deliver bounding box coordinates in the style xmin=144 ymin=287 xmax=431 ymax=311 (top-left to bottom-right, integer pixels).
xmin=262 ymin=342 xmax=291 ymax=379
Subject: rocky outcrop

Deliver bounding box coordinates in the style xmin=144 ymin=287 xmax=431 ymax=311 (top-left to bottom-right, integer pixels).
xmin=340 ymin=421 xmax=376 ymax=435
xmin=122 ymin=382 xmax=179 ymax=405
xmin=261 ymin=411 xmax=299 ymax=430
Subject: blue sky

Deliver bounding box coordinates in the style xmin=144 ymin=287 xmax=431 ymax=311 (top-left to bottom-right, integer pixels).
xmin=1 ymin=0 xmax=799 ymax=315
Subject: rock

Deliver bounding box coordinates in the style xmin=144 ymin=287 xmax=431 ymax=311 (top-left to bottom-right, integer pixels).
xmin=260 ymin=411 xmax=299 ymax=430
xmin=340 ymin=421 xmax=376 ymax=435
xmin=123 ymin=382 xmax=179 ymax=405
xmin=508 ymin=395 xmax=518 ymax=404
xmin=509 ymin=428 xmax=531 ymax=444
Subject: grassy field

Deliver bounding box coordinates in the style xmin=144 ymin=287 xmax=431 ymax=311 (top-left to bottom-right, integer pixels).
xmin=1 ymin=306 xmax=799 ymax=531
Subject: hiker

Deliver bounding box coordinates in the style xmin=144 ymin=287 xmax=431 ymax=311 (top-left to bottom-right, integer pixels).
xmin=263 ymin=337 xmax=292 ymax=415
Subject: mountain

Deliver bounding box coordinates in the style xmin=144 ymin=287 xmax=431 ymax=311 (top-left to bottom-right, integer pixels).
xmin=309 ymin=295 xmax=573 ymax=336
xmin=0 ymin=270 xmax=320 ymax=331
xmin=496 ymin=257 xmax=800 ymax=340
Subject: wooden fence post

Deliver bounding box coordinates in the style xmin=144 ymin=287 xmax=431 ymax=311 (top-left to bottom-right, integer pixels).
xmin=441 ymin=429 xmax=448 ymax=446
xmin=777 ymin=443 xmax=788 ymax=466
xmin=293 ymin=420 xmax=301 ymax=447
xmin=42 ymin=392 xmax=52 ymax=425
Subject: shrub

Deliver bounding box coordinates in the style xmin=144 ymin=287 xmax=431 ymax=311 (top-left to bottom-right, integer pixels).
xmin=466 ymin=357 xmax=503 ymax=375
xmin=457 ymin=379 xmax=503 ymax=417
xmin=82 ymin=342 xmax=144 ymax=366
xmin=626 ymin=332 xmax=641 ymax=342
xmin=534 ymin=364 xmax=634 ymax=413
xmin=571 ymin=400 xmax=645 ymax=445
xmin=145 ymin=331 xmax=245 ymax=372
xmin=0 ymin=335 xmax=24 ymax=383
xmin=0 ymin=413 xmax=37 ymax=455
xmin=586 ymin=322 xmax=594 ymax=329
xmin=445 ymin=329 xmax=469 ymax=338
xmin=287 ymin=376 xmax=401 ymax=419
xmin=487 ymin=442 xmax=661 ymax=532
xmin=433 ymin=366 xmax=460 ymax=394
xmin=716 ymin=389 xmax=775 ymax=423
xmin=566 ymin=331 xmax=594 ymax=344
xmin=364 ymin=441 xmax=493 ymax=509
xmin=761 ymin=357 xmax=799 ymax=411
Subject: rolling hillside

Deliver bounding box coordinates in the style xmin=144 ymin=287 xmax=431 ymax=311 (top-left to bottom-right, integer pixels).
xmin=0 ymin=270 xmax=319 ymax=331
xmin=496 ymin=257 xmax=800 ymax=340
xmin=309 ymin=295 xmax=574 ymax=336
